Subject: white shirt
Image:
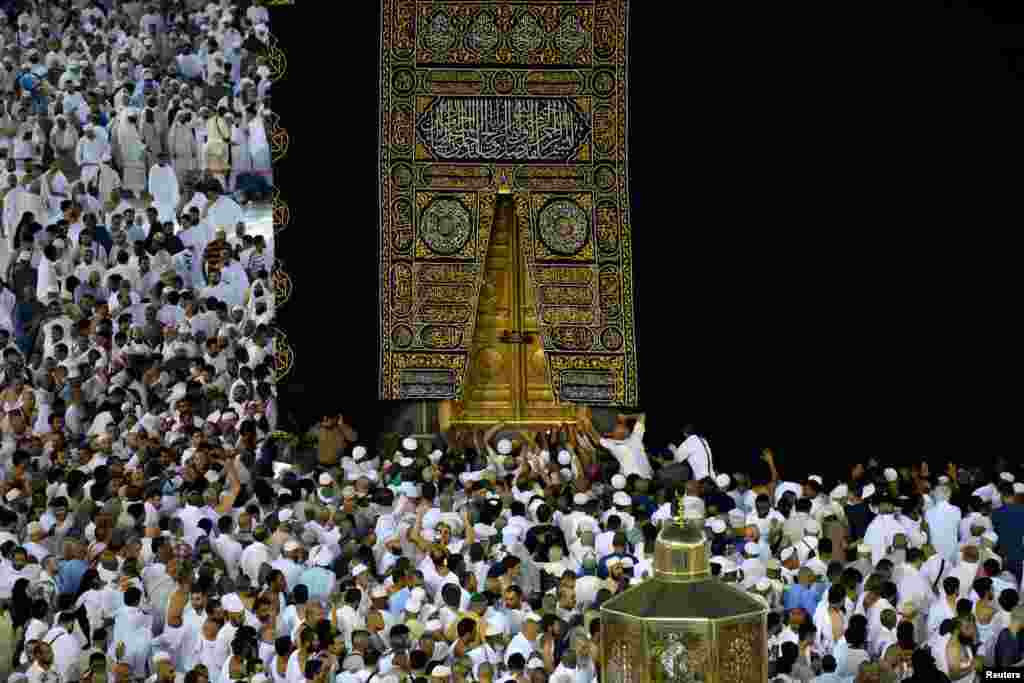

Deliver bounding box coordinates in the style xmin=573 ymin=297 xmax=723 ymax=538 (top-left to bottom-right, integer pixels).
xmin=240 ymin=541 xmax=272 ymax=585
xmin=44 ymin=625 xmax=81 ymax=683
xmin=925 ymin=500 xmax=963 ymax=564
xmin=599 ymin=420 xmax=653 ymax=479
xmin=672 ymin=434 xmax=713 ymax=480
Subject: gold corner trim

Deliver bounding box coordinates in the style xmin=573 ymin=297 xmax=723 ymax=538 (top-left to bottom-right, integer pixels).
xmin=266 ymin=109 xmax=290 ymax=162
xmin=264 ymin=33 xmax=289 ymax=84
xmin=272 ymin=260 xmax=293 ymax=307
xmin=272 ymin=326 xmax=295 ymax=382
xmin=272 ymin=188 xmax=290 ymax=233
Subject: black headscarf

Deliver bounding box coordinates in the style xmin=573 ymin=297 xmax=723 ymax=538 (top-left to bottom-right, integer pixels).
xmin=10 ymin=577 xmax=31 ymax=630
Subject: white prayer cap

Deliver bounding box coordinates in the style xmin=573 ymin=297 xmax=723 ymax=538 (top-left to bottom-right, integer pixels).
xmin=1002 ymin=472 xmax=1016 ymax=483
xmin=755 ymin=577 xmax=771 ymax=592
xmin=527 ymin=657 xmax=545 ymax=669
xmin=857 ymin=543 xmax=871 ymax=555
xmin=559 ymin=468 xmax=572 ymax=482
xmin=744 ymin=542 xmax=760 ymax=557
xmin=861 ymin=484 xmax=876 ymax=499
xmin=429 ymin=449 xmax=443 ymax=463
xmin=611 ymin=474 xmax=627 ymax=490
xmin=613 ymin=491 xmax=631 ymax=507
xmin=709 ymin=519 xmax=726 ymax=534
xmin=780 ymin=547 xmax=796 ymax=562
xmin=884 ymin=468 xmax=898 ymax=483
xmin=398 ymin=457 xmax=414 ymax=467
xmin=808 ymin=475 xmax=823 ymax=485
xmin=319 ymin=472 xmax=333 ymax=486
xmin=402 ymin=437 xmax=417 ymax=451
xmin=497 ymin=438 xmax=512 ymax=455
xmin=830 ymin=484 xmax=849 ymax=500
xmin=715 ymin=474 xmax=731 ymax=489
xmin=284 ymin=540 xmax=300 ymax=553
xmin=573 ymin=493 xmax=589 ymax=506
xmin=430 ymin=667 xmax=451 ymax=678
xmin=169 ymin=382 xmax=188 ymax=404
xmin=804 ymin=519 xmax=821 ymax=535
xmin=343 ymin=655 xmax=364 ymax=673
xmin=222 ymin=593 xmax=244 ymax=613
xmin=558 ymin=450 xmax=571 ymax=466
xmin=1015 ymin=483 xmax=1024 ymax=494
xmin=353 ymin=445 xmax=367 ymax=458
xmin=351 ymin=564 xmax=367 ymax=577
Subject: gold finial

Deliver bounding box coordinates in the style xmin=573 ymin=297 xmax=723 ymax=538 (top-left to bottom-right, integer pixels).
xmin=675 ymin=491 xmax=687 ymax=527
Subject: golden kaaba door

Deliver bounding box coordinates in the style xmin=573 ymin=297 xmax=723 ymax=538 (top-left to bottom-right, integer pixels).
xmin=441 ymin=194 xmax=577 ymax=428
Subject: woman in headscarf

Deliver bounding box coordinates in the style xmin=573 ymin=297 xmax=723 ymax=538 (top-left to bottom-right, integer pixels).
xmin=118 ymin=110 xmax=148 ymax=197
xmin=9 ymin=577 xmax=32 ymax=665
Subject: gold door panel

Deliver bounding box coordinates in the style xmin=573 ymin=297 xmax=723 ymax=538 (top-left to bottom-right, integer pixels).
xmin=444 ymin=193 xmax=576 ymax=427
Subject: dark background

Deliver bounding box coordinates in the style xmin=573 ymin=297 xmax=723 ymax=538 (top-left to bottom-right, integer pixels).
xmin=272 ymin=2 xmax=1012 ymax=487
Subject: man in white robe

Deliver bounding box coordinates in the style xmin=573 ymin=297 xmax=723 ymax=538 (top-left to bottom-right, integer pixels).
xmin=221 ymin=256 xmax=250 ymax=308
xmin=205 ymin=108 xmax=231 ymax=188
xmin=228 ymin=112 xmax=250 ymax=193
xmin=204 ymin=190 xmax=244 ymax=245
xmin=39 ymin=164 xmax=69 ymax=222
xmin=248 ymin=110 xmax=272 ymax=186
xmin=925 ymin=486 xmax=963 ymax=564
xmin=167 ymin=111 xmax=197 ymax=185
xmin=75 ymin=126 xmax=112 ymax=188
xmin=148 ymin=153 xmax=180 ymax=224
xmin=119 ymin=110 xmax=148 ymax=195
xmin=110 ymin=588 xmax=154 ymax=680
xmin=863 ymin=498 xmax=908 ymax=567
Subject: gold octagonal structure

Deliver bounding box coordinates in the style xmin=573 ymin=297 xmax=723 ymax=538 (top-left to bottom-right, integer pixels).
xmin=601 ymin=514 xmax=769 ymax=683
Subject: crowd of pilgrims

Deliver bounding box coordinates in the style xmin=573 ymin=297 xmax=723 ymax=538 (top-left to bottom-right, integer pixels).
xmin=2 ymin=407 xmax=1024 ymax=683
xmin=0 ymin=2 xmax=1022 ymax=683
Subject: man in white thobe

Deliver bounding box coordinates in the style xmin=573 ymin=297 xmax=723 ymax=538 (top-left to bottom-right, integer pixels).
xmin=925 ymin=486 xmax=963 ymax=564
xmin=863 ymin=498 xmax=908 ymax=567
xmin=75 ymin=126 xmax=111 ymax=188
xmin=670 ymin=427 xmax=714 ymax=481
xmin=148 ymin=154 xmax=180 ymax=224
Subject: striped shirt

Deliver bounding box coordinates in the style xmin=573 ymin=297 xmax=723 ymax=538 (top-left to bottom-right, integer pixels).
xmin=246 ymin=248 xmax=266 ymax=275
